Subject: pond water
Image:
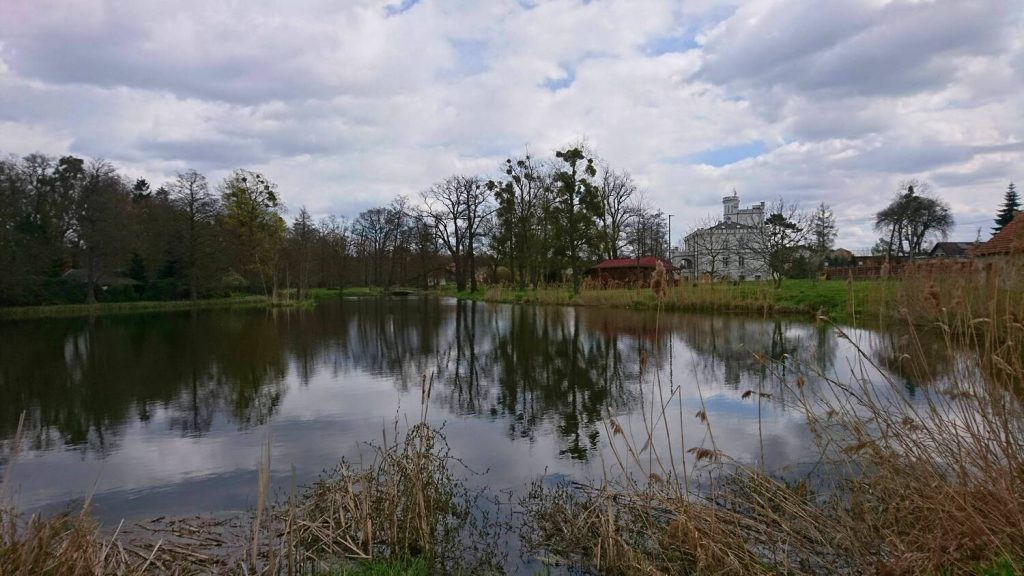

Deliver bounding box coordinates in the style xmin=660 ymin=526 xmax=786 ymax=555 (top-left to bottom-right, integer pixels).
xmin=0 ymin=297 xmax=940 ymax=527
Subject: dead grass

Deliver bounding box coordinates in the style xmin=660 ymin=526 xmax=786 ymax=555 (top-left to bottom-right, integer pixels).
xmin=1 ymin=377 xmax=502 ymax=575
xmin=521 ymin=260 xmax=1024 ymax=575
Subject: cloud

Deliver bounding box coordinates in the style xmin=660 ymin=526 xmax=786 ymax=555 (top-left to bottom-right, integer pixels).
xmin=698 ymin=0 xmax=1015 ymax=98
xmin=0 ymin=0 xmax=1021 ymax=248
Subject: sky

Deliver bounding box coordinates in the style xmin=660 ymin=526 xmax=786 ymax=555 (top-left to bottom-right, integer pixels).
xmin=0 ymin=0 xmax=1021 ymax=249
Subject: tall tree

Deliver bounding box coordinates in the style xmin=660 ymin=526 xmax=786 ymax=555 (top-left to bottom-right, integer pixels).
xmin=352 ymin=205 xmax=402 ymax=287
xmin=994 ymin=182 xmax=1020 ymax=234
xmin=316 ymin=215 xmax=349 ymax=289
xmin=462 ymin=178 xmax=493 ymax=292
xmin=550 ymin=147 xmax=603 ymax=293
xmin=627 ymin=201 xmax=668 ymax=259
xmin=743 ymin=199 xmax=810 ymax=287
xmin=219 ymin=169 xmax=286 ymax=297
xmin=488 ymin=154 xmax=545 ymax=289
xmin=809 ymin=202 xmax=837 ymax=270
xmin=874 ymin=181 xmax=954 ymax=260
xmin=596 ymin=167 xmax=637 ymax=260
xmin=169 ymin=169 xmax=217 ymax=300
xmin=420 ymin=176 xmax=474 ymax=291
xmin=76 ymin=160 xmax=132 ymax=303
xmin=288 ymin=207 xmax=316 ymax=300
xmin=684 ymin=215 xmax=735 ymax=279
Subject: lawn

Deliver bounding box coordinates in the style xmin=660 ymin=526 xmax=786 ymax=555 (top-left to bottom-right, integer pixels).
xmin=459 ymin=278 xmax=899 ymax=324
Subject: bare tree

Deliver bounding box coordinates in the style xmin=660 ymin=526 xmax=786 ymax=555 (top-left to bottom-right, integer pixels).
xmin=463 ymin=178 xmax=494 ymax=292
xmin=419 ymin=176 xmax=493 ymax=292
xmin=76 ymin=159 xmax=132 ymax=303
xmin=169 ymin=169 xmax=217 ymax=300
xmin=420 ymin=176 xmax=469 ymax=291
xmin=597 ymin=167 xmax=637 ymax=259
xmin=626 ymin=198 xmax=668 ymax=259
xmin=684 ymin=214 xmax=735 ymax=279
xmin=316 ymin=215 xmax=349 ymax=289
xmin=743 ymin=199 xmax=810 ymax=287
xmin=875 ymin=180 xmax=954 ymax=261
xmin=288 ymin=207 xmax=315 ymax=299
xmin=352 ymin=204 xmax=401 ymax=287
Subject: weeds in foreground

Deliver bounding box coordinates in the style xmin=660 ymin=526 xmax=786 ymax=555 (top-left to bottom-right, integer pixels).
xmin=521 ymin=260 xmax=1024 ymax=575
xmin=1 ymin=377 xmax=503 ymax=575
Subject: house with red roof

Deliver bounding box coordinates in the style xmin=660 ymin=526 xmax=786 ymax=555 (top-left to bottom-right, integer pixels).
xmin=973 ymin=212 xmax=1024 ymax=258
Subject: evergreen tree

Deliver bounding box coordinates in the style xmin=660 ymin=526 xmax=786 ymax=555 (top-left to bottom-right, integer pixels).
xmin=994 ymin=182 xmax=1020 ymax=234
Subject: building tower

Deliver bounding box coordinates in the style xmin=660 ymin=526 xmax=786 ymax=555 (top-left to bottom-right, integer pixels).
xmin=723 ymin=190 xmax=739 ymax=222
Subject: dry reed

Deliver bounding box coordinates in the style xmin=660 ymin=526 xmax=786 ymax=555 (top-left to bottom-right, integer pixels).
xmin=521 ymin=258 xmax=1024 ymax=575
xmin=1 ymin=375 xmax=502 ymax=575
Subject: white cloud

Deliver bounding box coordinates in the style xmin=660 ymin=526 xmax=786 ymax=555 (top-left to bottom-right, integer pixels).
xmin=0 ymin=0 xmax=1021 ymax=247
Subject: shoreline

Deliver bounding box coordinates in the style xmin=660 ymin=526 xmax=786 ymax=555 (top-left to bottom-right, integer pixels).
xmin=452 ymin=279 xmax=899 ymax=326
xmin=0 ymin=287 xmax=391 ymax=320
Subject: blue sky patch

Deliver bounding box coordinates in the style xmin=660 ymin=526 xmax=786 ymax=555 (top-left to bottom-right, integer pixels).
xmin=692 ymin=141 xmax=768 ymax=167
xmin=450 ymin=39 xmax=489 ymax=76
xmin=644 ymin=33 xmax=700 ymax=56
xmin=384 ymin=0 xmax=419 ymax=17
xmin=542 ymin=67 xmax=576 ymax=91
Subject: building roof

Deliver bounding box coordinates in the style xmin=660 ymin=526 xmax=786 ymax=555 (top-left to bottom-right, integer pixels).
xmin=974 ymin=212 xmax=1024 ymax=256
xmin=683 ymin=220 xmax=755 ymax=240
xmin=929 ymin=242 xmax=976 ymax=258
xmin=589 ymin=257 xmax=675 ymax=271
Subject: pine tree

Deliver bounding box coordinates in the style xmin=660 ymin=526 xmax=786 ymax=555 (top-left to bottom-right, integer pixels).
xmin=994 ymin=182 xmax=1020 ymax=234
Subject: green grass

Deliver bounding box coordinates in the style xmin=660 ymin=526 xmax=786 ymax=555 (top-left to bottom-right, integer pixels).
xmin=0 ymin=295 xmax=271 ymax=320
xmin=308 ymin=286 xmax=385 ymax=298
xmin=459 ymin=279 xmax=899 ymax=324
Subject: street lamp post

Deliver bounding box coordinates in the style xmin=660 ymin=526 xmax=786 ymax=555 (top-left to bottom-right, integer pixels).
xmin=624 ymin=212 xmax=641 ymax=289
xmin=667 ymin=214 xmax=673 ymax=261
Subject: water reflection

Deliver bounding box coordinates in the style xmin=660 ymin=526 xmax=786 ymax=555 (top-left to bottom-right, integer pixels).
xmin=0 ymin=298 xmax=950 ymax=520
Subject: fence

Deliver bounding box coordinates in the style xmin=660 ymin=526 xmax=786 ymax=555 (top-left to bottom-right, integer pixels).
xmin=825 ymin=258 xmax=979 ymax=281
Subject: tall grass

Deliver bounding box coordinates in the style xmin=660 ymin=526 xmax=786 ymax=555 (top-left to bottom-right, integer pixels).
xmin=521 ymin=259 xmax=1024 ymax=574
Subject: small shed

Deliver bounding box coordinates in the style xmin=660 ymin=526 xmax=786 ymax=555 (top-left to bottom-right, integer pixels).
xmin=585 ymin=257 xmax=675 ymax=286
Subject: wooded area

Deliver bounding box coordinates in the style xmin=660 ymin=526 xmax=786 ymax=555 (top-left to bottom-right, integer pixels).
xmin=0 ymin=145 xmax=669 ymax=306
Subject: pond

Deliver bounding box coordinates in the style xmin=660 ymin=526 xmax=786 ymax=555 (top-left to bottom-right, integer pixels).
xmin=0 ymin=297 xmax=940 ymax=526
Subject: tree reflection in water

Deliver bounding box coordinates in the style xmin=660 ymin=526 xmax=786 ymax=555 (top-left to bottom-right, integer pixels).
xmin=0 ymin=298 xmax=949 ymax=464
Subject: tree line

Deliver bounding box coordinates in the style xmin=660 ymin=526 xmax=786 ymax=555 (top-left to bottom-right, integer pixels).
xmin=0 ymin=144 xmax=667 ymax=305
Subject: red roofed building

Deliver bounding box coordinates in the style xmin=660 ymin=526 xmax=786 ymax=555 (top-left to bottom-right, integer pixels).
xmin=585 ymin=256 xmax=675 ymax=285
xmin=974 ymin=212 xmax=1024 ymax=258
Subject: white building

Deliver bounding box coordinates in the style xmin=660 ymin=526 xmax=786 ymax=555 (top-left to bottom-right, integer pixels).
xmin=673 ymin=192 xmax=766 ymax=281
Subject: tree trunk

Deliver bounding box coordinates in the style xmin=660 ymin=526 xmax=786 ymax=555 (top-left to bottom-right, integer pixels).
xmin=468 ymin=245 xmax=477 ymax=293
xmin=86 ymin=248 xmax=97 ymax=304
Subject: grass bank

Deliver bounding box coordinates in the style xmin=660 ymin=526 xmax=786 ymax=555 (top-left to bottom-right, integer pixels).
xmin=0 ymin=286 xmax=400 ymax=320
xmin=0 ymin=295 xmax=272 ymax=320
xmin=308 ymin=286 xmax=386 ymax=298
xmin=461 ymin=260 xmax=1024 ymax=328
xmin=459 ymin=279 xmax=893 ymax=324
